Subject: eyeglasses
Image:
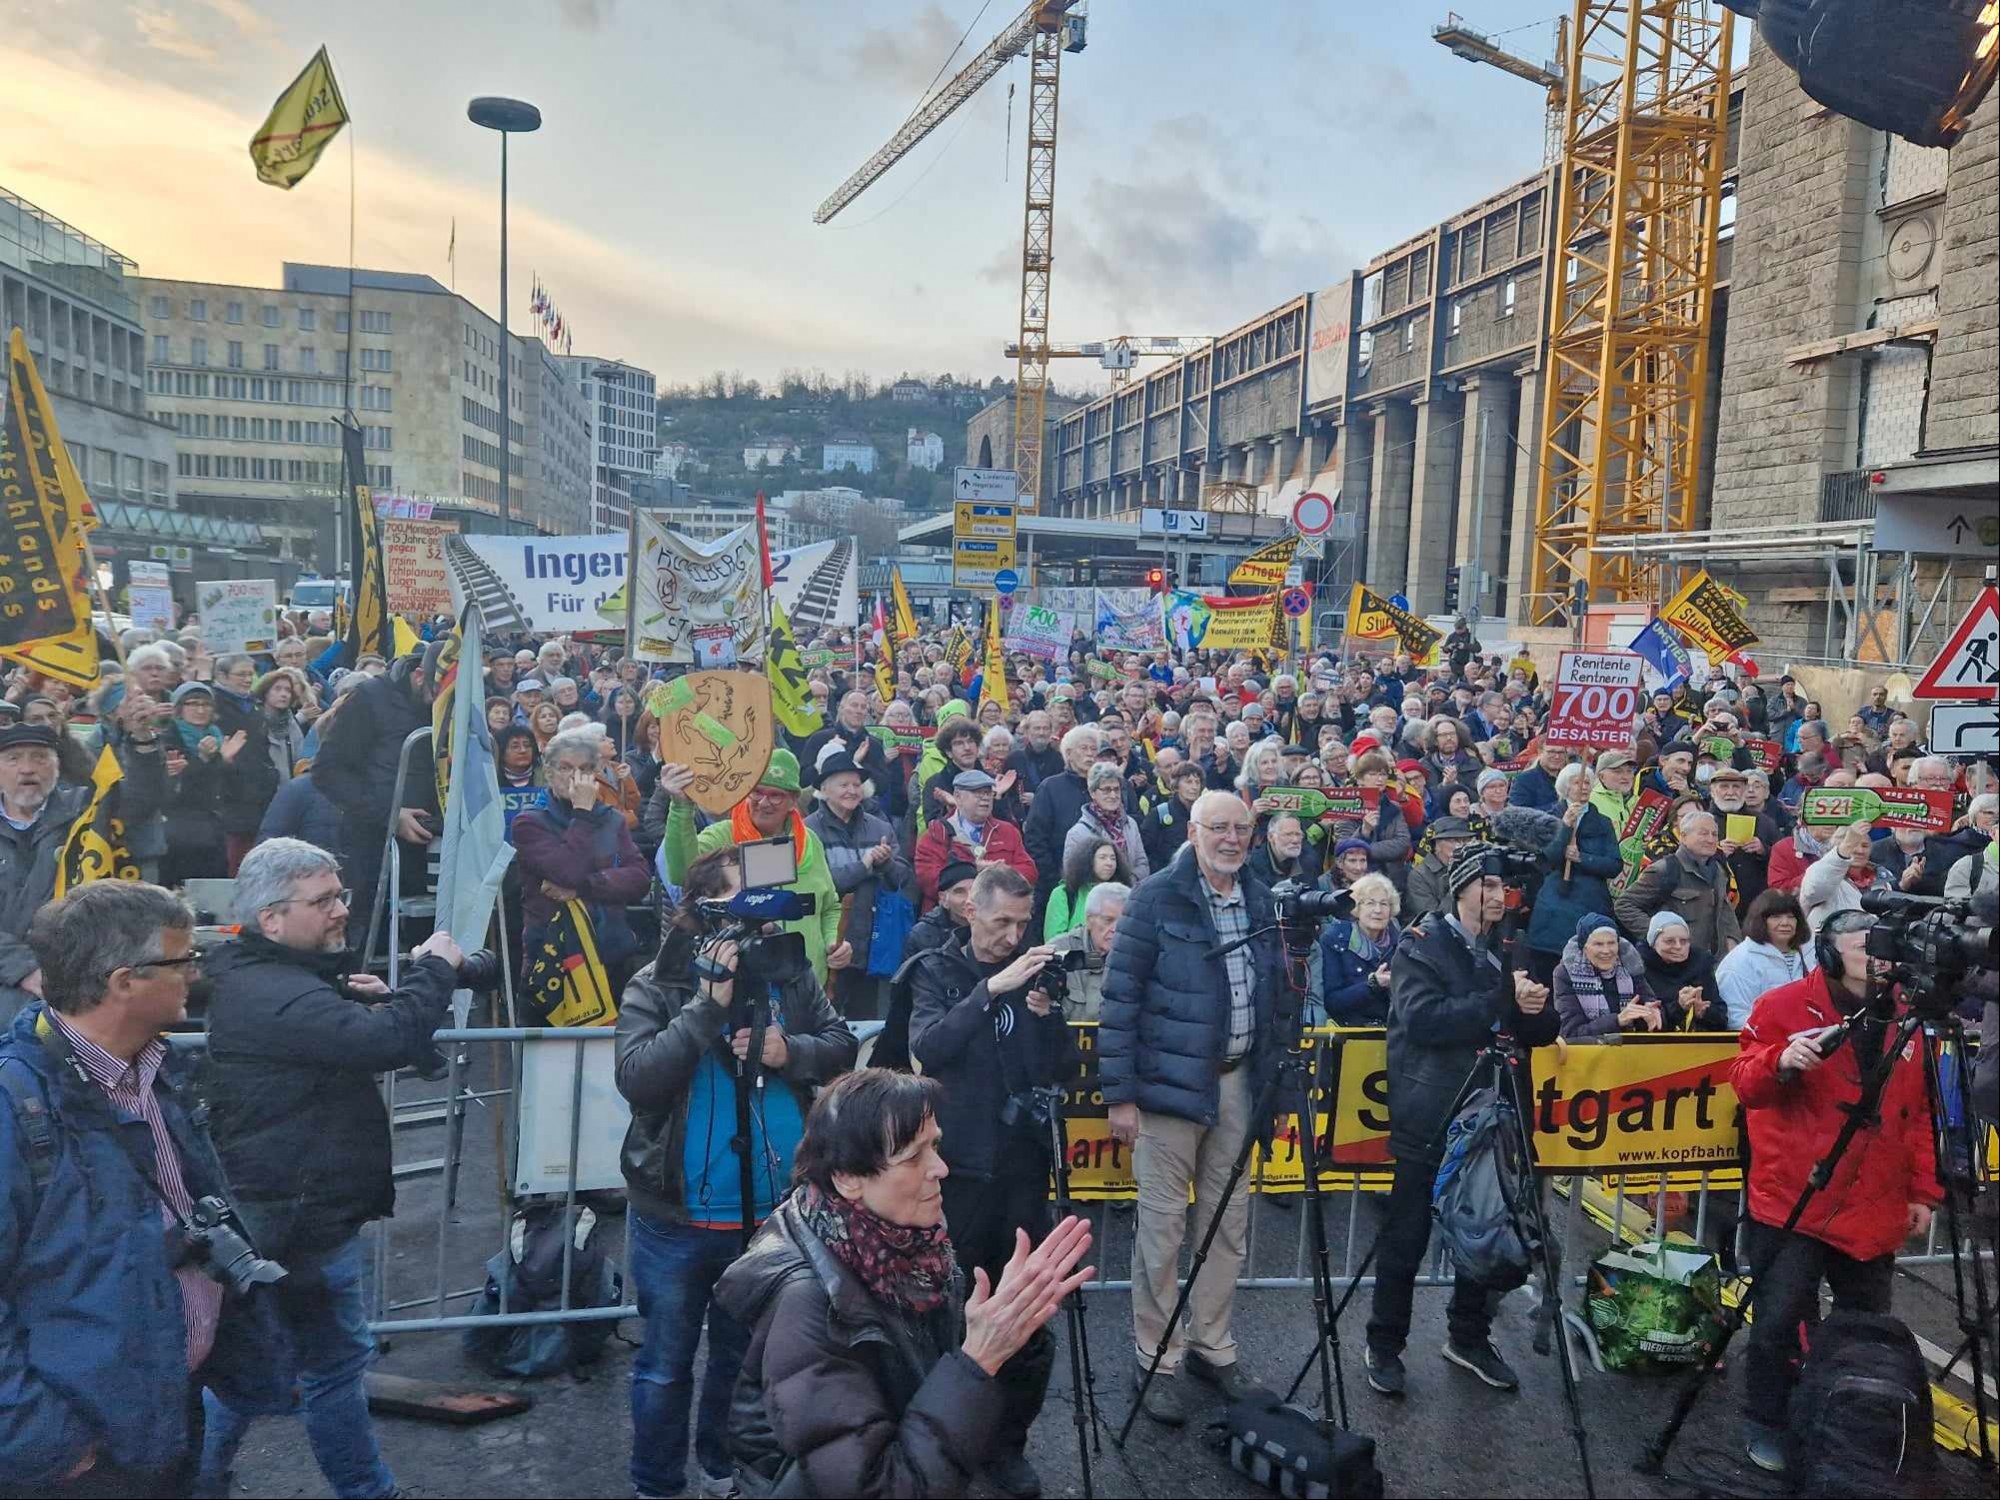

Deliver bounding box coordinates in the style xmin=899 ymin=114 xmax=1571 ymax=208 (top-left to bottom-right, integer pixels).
xmin=276 ymin=888 xmax=351 ymax=913
xmin=748 ymin=788 xmax=793 ymax=803
xmin=1194 ymin=821 xmax=1254 ymax=841
xmin=128 ymin=953 xmax=202 ymax=974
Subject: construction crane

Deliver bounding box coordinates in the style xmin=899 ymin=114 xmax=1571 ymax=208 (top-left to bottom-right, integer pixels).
xmin=1432 ymin=12 xmax=1570 ymax=164
xmin=1440 ymin=2 xmax=1733 ymax=626
xmin=815 ymin=1 xmax=1087 ymax=510
xmin=1000 ymin=334 xmax=1211 ymax=386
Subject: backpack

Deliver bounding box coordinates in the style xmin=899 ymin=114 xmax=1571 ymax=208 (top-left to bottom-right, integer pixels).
xmin=462 ymin=1204 xmax=623 ymax=1379
xmin=1431 ymin=1085 xmax=1538 ymax=1293
xmin=1209 ymin=1391 xmax=1385 ymax=1500
xmin=1784 ymin=1311 xmax=1936 ymax=1497
xmin=0 ymin=1061 xmax=57 ymax=1201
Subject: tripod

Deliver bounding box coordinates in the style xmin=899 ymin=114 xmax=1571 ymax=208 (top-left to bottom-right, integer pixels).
xmin=1115 ymin=915 xmax=1354 ymax=1450
xmin=729 ymin=986 xmax=774 ymax=1254
xmin=1043 ymin=1092 xmax=1104 ymax=1498
xmin=1641 ymin=993 xmax=1995 ymax=1475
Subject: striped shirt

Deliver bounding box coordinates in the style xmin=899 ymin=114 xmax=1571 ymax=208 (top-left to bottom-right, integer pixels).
xmin=1202 ymin=873 xmax=1254 ymax=1060
xmin=52 ymin=1014 xmax=222 ymax=1371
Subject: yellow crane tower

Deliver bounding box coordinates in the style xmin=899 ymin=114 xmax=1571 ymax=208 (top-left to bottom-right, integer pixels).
xmin=1436 ymin=3 xmax=1734 ymax=625
xmin=815 ymin=1 xmax=1087 ymax=510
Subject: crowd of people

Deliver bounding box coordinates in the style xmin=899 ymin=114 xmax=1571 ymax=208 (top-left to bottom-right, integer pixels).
xmin=1 ymin=601 xmax=1993 ymax=1498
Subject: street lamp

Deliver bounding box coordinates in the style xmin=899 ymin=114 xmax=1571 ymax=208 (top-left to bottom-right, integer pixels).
xmin=467 ymin=95 xmax=542 ymax=535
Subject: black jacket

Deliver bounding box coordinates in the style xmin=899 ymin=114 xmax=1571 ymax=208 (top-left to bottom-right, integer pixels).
xmin=1007 ymin=741 xmax=1064 ymax=798
xmin=907 ymin=929 xmax=1073 ymax=1181
xmin=613 ymin=930 xmax=855 ymax=1229
xmin=1099 ymin=851 xmax=1281 ymax=1127
xmin=201 ymin=933 xmax=458 ymax=1252
xmin=1640 ymin=943 xmax=1732 ymax=1033
xmin=715 ymin=1194 xmax=1001 ymax=1498
xmin=1385 ymin=914 xmax=1558 ymax=1166
xmin=1021 ymin=769 xmax=1088 ymax=894
xmin=210 ymin=685 xmax=279 ymax=837
xmin=310 ymin=659 xmax=436 ymax=847
xmin=1142 ymin=798 xmax=1195 ymax=873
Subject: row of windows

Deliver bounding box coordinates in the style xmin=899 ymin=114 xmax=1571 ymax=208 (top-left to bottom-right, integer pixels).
xmin=62 ymin=441 xmax=169 ymax=501
xmin=460 ymin=395 xmax=524 ymax=444
xmin=151 ymin=338 xmax=392 ymax=376
xmin=164 ymin=411 xmax=345 ymax=445
xmin=40 ymin=359 xmax=142 ymax=414
xmin=155 ymin=296 xmax=391 ymax=335
xmin=144 ymin=370 xmax=350 ymax=407
xmin=1443 ymin=278 xmax=1520 ymax=336
xmin=463 ymin=433 xmax=503 ymax=469
xmin=173 ymin=451 xmax=391 ymax=488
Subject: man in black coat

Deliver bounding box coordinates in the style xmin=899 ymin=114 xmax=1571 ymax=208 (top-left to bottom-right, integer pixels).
xmin=906 ymin=864 xmax=1072 ymax=1498
xmin=1101 ymin=790 xmax=1282 ymax=1425
xmin=1020 ymin=723 xmax=1097 ymax=916
xmin=198 ymin=836 xmax=462 ymax=1498
xmin=1006 ymin=709 xmax=1064 ymax=805
xmin=1365 ymin=843 xmax=1557 ymax=1400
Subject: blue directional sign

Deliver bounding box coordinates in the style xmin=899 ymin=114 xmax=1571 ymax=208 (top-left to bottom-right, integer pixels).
xmin=994 ymin=569 xmax=1020 ymax=596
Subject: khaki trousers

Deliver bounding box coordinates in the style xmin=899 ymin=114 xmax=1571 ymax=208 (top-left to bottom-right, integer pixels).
xmin=1129 ymin=1065 xmax=1253 ymax=1372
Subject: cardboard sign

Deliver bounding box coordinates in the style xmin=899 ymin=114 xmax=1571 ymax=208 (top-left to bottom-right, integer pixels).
xmin=1259 ymin=785 xmax=1368 ymax=820
xmin=1546 ymin=650 xmax=1643 ymax=749
xmin=382 ymin=519 xmax=456 ymax=617
xmin=866 ymin=724 xmax=936 ymax=753
xmin=1799 ymin=785 xmax=1955 ymax=834
xmin=649 ymin=672 xmax=774 ymax=817
xmin=1745 ymin=738 xmax=1783 ymax=772
xmin=199 ymin=578 xmax=279 ymax=655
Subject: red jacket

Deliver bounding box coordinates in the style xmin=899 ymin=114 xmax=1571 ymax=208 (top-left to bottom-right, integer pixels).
xmin=1767 ymin=834 xmax=1873 ymax=896
xmin=912 ymin=815 xmax=1037 ymax=911
xmin=1732 ymin=969 xmax=1941 ymax=1261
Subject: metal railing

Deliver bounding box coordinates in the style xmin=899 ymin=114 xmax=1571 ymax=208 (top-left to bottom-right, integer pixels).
xmin=1820 ymin=466 xmax=1879 ymax=523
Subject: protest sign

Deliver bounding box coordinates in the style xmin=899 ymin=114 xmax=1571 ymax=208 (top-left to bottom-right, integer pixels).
xmin=1198 ymin=594 xmax=1281 ymax=652
xmin=382 ymin=519 xmax=455 ymax=617
xmin=632 ymin=518 xmax=764 ymax=665
xmin=1547 ymin=650 xmax=1643 ymax=749
xmin=199 ymin=578 xmax=278 ymax=654
xmin=1005 ymin=603 xmax=1071 ymax=661
xmin=1096 ymin=587 xmax=1165 ymax=652
xmin=1660 ymin=570 xmax=1758 ymax=659
xmin=1800 ymin=785 xmax=1955 ymax=834
xmin=126 ymin=561 xmax=175 ymax=633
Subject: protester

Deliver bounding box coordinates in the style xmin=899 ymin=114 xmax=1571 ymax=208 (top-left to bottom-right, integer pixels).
xmin=806 ymin=747 xmax=912 ymax=1016
xmin=1525 ymin=763 xmax=1625 ymax=985
xmin=1047 ymin=880 xmax=1128 ymax=1023
xmin=713 ymin=1070 xmax=1095 ymax=1498
xmin=1799 ymin=817 xmax=1889 ymax=932
xmin=1641 ymin=910 xmax=1729 ymax=1032
xmin=613 ymin=846 xmax=857 ymax=1500
xmin=1405 ymin=814 xmax=1473 ymax=917
xmin=1553 ymin=914 xmax=1663 ymax=1037
xmin=1615 ymin=806 xmax=1742 ymax=954
xmin=1065 ymin=761 xmax=1151 ymax=885
xmin=1046 ymin=836 xmax=1133 ymax=940
xmin=1022 ymin=725 xmax=1098 ymax=909
xmin=1317 ymin=872 xmax=1402 ymax=1026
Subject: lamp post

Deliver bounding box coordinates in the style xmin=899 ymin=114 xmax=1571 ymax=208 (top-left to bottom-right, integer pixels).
xmin=467 ymin=96 xmax=542 ymax=535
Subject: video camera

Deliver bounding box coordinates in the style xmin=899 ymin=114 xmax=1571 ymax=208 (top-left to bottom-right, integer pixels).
xmin=1029 ymin=945 xmax=1091 ymax=1010
xmin=696 ymin=836 xmax=818 ymax=991
xmin=1859 ymin=888 xmax=1997 ymax=1010
xmin=1271 ymin=879 xmax=1355 ymax=927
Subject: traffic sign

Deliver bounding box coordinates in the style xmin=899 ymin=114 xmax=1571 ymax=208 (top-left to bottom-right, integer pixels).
xmin=1546 ymin=650 xmax=1643 ymax=749
xmin=954 ymin=466 xmax=1017 ymax=503
xmin=952 ymin=537 xmax=1016 ymax=590
xmin=953 ymin=501 xmax=1017 ymax=540
xmin=1913 ymin=585 xmax=1999 ymax=700
xmin=1294 ymin=535 xmax=1326 ymax=560
xmin=1929 ymin=701 xmax=2000 ymax=756
xmin=1140 ymin=508 xmax=1210 ymax=537
xmin=1280 ymin=585 xmax=1313 ymax=618
xmin=1292 ymin=490 xmax=1335 ymax=536
xmin=1873 ymin=495 xmax=1999 ymax=555
xmin=993 ymin=569 xmax=1020 ymax=596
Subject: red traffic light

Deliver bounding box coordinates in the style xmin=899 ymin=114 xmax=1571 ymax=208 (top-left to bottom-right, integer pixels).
xmin=1146 ymin=567 xmax=1166 ymax=594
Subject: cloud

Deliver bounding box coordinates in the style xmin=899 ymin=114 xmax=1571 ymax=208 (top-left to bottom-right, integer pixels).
xmin=842 ymin=4 xmax=973 ymax=96
xmin=131 ymin=4 xmax=217 ymax=63
xmin=557 ymin=0 xmax=614 ymax=29
xmin=197 ymin=0 xmax=274 ymax=42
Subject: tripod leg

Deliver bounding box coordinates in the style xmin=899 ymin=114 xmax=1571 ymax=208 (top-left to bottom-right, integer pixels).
xmin=1289 ymin=1055 xmax=1352 ymax=1432
xmin=1922 ymin=1027 xmax=1996 ymax=1470
xmin=1047 ymin=1110 xmax=1096 ymax=1498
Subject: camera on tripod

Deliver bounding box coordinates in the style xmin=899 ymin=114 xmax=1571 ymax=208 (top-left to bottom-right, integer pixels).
xmin=1271 ymin=879 xmax=1354 ymax=926
xmin=1859 ymin=889 xmax=1997 ymax=1009
xmin=1000 ymin=1084 xmax=1063 ymax=1131
xmin=696 ymin=836 xmax=818 ymax=990
xmin=174 ymin=1195 xmax=287 ymax=1296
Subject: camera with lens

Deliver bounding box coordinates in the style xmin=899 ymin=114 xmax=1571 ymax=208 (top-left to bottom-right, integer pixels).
xmin=695 ymin=836 xmax=818 ymax=991
xmin=999 ymin=1085 xmax=1062 ymax=1132
xmin=1859 ymin=889 xmax=1997 ymax=1008
xmin=1031 ymin=946 xmax=1091 ymax=1008
xmin=175 ymin=1195 xmax=287 ymax=1296
xmin=1272 ymin=879 xmax=1355 ymax=926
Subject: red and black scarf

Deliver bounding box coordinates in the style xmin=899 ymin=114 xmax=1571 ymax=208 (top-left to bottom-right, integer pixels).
xmin=798 ymin=1184 xmax=959 ymax=1315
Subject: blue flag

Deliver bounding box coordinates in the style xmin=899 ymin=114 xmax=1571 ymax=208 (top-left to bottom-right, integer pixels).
xmin=1629 ymin=619 xmax=1692 ymax=693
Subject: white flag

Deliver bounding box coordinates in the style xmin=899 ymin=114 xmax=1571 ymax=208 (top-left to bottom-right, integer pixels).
xmin=434 ymin=604 xmax=514 ymax=1009
xmin=631 ymin=514 xmax=766 ymax=665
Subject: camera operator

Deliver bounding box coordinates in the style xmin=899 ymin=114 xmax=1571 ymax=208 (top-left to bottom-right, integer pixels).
xmin=0 ymin=882 xmax=288 ymax=1499
xmin=614 ymin=846 xmax=858 ymax=1500
xmin=1730 ymin=910 xmax=1942 ymax=1474
xmin=906 ymin=864 xmax=1075 ymax=1498
xmin=1365 ymin=844 xmax=1557 ymax=1400
xmin=197 ymin=837 xmax=463 ymax=1499
xmin=1046 ymin=880 xmax=1129 ymax=1022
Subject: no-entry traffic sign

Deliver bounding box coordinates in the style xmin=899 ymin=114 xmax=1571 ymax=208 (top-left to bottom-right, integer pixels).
xmin=1292 ymin=490 xmax=1335 ymax=536
xmin=1546 ymin=650 xmax=1643 ymax=749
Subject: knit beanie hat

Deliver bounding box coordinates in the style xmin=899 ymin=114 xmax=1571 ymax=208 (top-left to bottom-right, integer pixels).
xmin=1334 ymin=837 xmax=1370 ymax=860
xmin=1647 ymin=910 xmax=1690 ymax=945
xmin=1575 ymin=913 xmax=1618 ymax=944
xmin=1446 ymin=842 xmax=1497 ymax=900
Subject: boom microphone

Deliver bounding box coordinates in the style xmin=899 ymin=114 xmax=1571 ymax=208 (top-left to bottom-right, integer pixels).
xmin=697 ymin=888 xmax=817 ymax=924
xmin=1490 ymin=804 xmax=1567 ymax=853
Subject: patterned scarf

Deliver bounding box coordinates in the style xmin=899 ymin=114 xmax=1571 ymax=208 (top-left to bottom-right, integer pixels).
xmin=798 ymin=1183 xmax=959 ymax=1315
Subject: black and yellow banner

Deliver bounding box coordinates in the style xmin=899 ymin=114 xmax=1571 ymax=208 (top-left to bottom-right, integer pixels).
xmin=341 ymin=419 xmax=391 ymax=664
xmin=1344 ymin=582 xmax=1441 ymax=664
xmin=521 ymin=899 xmax=618 ymax=1028
xmin=767 ymin=595 xmax=822 ymax=738
xmin=1660 ymin=569 xmax=1758 ymax=660
xmin=430 ymin=621 xmax=462 ymax=813
xmin=0 ymin=329 xmax=98 ymax=687
xmin=249 ymin=46 xmax=350 ymax=190
xmin=54 ymin=747 xmax=140 ymax=897
xmin=1229 ymin=535 xmax=1299 ymax=589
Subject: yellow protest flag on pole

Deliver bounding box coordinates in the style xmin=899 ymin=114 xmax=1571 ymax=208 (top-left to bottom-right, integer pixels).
xmin=889 ymin=566 xmax=919 ymax=645
xmin=1229 ymin=535 xmax=1299 ymax=589
xmin=0 ymin=329 xmax=99 ymax=687
xmin=54 ymin=748 xmax=140 ymax=897
xmin=250 ymin=46 xmax=350 ymax=189
xmin=980 ymin=600 xmax=1010 ymax=717
xmin=767 ymin=595 xmax=824 ymax=737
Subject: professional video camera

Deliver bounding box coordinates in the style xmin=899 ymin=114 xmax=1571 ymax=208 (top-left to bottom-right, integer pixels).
xmin=695 ymin=836 xmax=818 ymax=990
xmin=1860 ymin=887 xmax=1998 ymax=1010
xmin=1270 ymin=879 xmax=1354 ymax=926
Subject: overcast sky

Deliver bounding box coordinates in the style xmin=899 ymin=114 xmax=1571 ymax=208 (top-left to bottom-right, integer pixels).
xmin=2 ymin=0 xmax=1560 ymax=386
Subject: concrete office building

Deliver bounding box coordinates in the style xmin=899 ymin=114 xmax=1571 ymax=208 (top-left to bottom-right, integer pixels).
xmin=521 ymin=337 xmax=593 ymax=537
xmin=561 ymin=354 xmax=656 ymax=533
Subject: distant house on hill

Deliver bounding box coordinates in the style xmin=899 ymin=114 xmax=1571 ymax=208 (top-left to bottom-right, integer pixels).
xmin=743 ymin=436 xmax=799 ymax=469
xmin=907 ymin=428 xmax=945 ymax=471
xmin=890 ymin=377 xmax=929 ymax=404
xmin=821 ymin=435 xmax=877 ymax=475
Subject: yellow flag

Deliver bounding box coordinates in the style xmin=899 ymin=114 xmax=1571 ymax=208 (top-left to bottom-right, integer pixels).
xmin=767 ymin=596 xmax=823 ymax=737
xmin=55 ymin=748 xmax=140 ymax=897
xmin=979 ymin=601 xmax=1010 ymax=717
xmin=249 ymin=46 xmax=350 ymax=190
xmin=873 ymin=650 xmax=895 ymax=705
xmin=0 ymin=329 xmax=99 ymax=687
xmin=1229 ymin=535 xmax=1298 ymax=589
xmin=890 ymin=566 xmax=919 ymax=644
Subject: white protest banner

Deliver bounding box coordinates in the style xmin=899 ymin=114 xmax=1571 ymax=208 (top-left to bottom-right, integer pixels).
xmin=447 ymin=534 xmax=627 ymax=637
xmin=1097 ymin=587 xmax=1165 ymax=652
xmin=383 ymin=519 xmax=456 ymax=618
xmin=1005 ymin=603 xmax=1071 ymax=661
xmin=633 ymin=516 xmax=764 ymax=665
xmin=127 ymin=560 xmax=175 ymax=633
xmin=770 ymin=538 xmax=858 ymax=639
xmin=199 ymin=578 xmax=279 ymax=655
xmin=1547 ymin=649 xmax=1644 ymax=749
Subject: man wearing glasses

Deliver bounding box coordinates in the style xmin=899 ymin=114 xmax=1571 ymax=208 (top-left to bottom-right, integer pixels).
xmin=1100 ymin=790 xmax=1283 ymax=1426
xmin=1 ymin=880 xmax=289 ymax=1498
xmin=197 ymin=837 xmax=462 ymax=1499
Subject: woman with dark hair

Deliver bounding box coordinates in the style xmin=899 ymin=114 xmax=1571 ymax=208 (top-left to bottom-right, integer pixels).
xmin=600 ymin=685 xmax=643 ymax=757
xmin=495 ymin=725 xmax=542 ymax=793
xmin=715 ymin=1069 xmax=1094 ymax=1499
xmin=1045 ymin=837 xmax=1131 ymax=940
xmin=1716 ymin=888 xmax=1814 ymax=1028
xmin=485 ymin=696 xmax=515 ymax=737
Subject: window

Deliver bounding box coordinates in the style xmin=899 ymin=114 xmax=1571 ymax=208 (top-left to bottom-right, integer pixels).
xmin=251 ymin=418 xmax=265 ymax=440
xmin=364 ymin=425 xmax=392 ymax=450
xmin=334 ymin=311 xmax=350 ymax=335
xmin=232 ymin=456 xmax=248 ymax=479
xmin=151 ymin=334 xmax=169 ymax=363
xmin=190 ymin=337 xmax=208 ymax=366
xmin=148 ymin=295 xmax=170 ymax=319
xmin=360 ymin=309 xmax=392 ymax=334
xmin=227 ymin=340 xmax=243 ymax=368
xmin=298 ymin=347 xmax=317 ymax=373
xmin=360 ymin=347 xmax=392 ymax=372
xmin=1401 ymin=323 xmax=1414 ymax=353
xmin=1717 ymin=185 xmax=1738 ymax=241
xmin=287 ymin=420 xmax=302 ymax=442
xmin=189 ymin=298 xmax=207 ymax=322
xmin=178 ymin=453 xmax=193 ymax=477
xmin=1449 ymin=301 xmax=1463 ymax=335
xmin=335 ymin=350 xmax=349 ymax=378
xmin=1501 ymin=278 xmax=1518 ymax=317
xmin=251 ymin=458 xmax=267 ymax=480
xmin=287 ymin=460 xmax=303 ymax=481
xmin=149 ymin=460 xmax=169 ymax=500
xmin=260 ymin=305 xmax=279 ymax=328
xmin=194 ymin=414 xmax=210 ymax=437
xmin=230 ymin=416 xmax=245 ymax=439
xmin=297 ymin=308 xmax=316 ymax=331
xmin=225 ymin=301 xmax=243 ymax=324
xmin=263 ymin=343 xmax=279 ymax=370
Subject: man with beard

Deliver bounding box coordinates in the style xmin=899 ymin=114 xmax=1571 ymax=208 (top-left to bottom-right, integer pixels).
xmin=1008 ymin=709 xmax=1064 ymax=805
xmin=1706 ymin=766 xmax=1778 ymax=909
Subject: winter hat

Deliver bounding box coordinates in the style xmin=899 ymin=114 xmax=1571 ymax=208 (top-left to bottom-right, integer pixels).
xmin=936 ymin=859 xmax=978 ymax=894
xmin=1446 ymin=842 xmax=1497 ymax=900
xmin=1349 ymin=734 xmax=1382 ymax=757
xmin=758 ymin=747 xmax=803 ymax=794
xmin=1647 ymin=910 xmax=1690 ymax=945
xmin=1334 ymin=837 xmax=1370 ymax=860
xmin=1575 ymin=913 xmax=1619 ymax=945
xmin=1476 ymin=769 xmax=1509 ymax=794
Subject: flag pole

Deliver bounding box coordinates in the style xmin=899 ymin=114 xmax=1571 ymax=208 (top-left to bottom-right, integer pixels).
xmin=624 ymin=496 xmax=639 ymax=663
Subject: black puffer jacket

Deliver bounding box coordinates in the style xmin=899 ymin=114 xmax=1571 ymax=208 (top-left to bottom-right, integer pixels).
xmin=309 ymin=657 xmax=437 ymax=843
xmin=201 ymin=934 xmax=457 ymax=1252
xmin=1099 ymin=850 xmax=1281 ymax=1127
xmin=613 ymin=930 xmax=856 ymax=1229
xmin=907 ymin=928 xmax=1074 ymax=1181
xmin=715 ymin=1194 xmax=1003 ymax=1498
xmin=1384 ymin=914 xmax=1558 ymax=1167
xmin=1021 ymin=769 xmax=1088 ymax=895
xmin=210 ymin=684 xmax=278 ymax=838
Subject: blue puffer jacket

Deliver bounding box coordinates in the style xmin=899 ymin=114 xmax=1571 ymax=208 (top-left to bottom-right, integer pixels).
xmin=1100 ymin=849 xmax=1281 ymax=1127
xmin=1318 ymin=918 xmax=1402 ymax=1024
xmin=0 ymin=1005 xmax=290 ymax=1485
xmin=1525 ymin=804 xmax=1624 ymax=955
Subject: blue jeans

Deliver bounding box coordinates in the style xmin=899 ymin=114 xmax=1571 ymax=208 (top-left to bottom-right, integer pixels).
xmin=197 ymin=1235 xmax=396 ymax=1499
xmin=629 ymin=1213 xmax=752 ymax=1497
